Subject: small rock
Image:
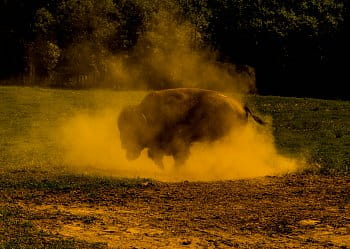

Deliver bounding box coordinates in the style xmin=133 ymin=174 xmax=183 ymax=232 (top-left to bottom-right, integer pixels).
xmin=181 ymin=240 xmax=191 ymax=246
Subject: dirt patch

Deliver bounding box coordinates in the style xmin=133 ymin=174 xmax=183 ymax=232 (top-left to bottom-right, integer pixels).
xmin=3 ymin=174 xmax=350 ymax=248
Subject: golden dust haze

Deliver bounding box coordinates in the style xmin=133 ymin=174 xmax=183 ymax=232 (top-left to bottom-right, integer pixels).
xmin=106 ymin=10 xmax=256 ymax=95
xmin=58 ymin=108 xmax=301 ymax=181
xmin=27 ymin=8 xmax=303 ymax=181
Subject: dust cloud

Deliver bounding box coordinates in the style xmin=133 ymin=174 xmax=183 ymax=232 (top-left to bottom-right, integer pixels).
xmin=53 ymin=8 xmax=301 ymax=181
xmin=57 ymin=104 xmax=301 ymax=182
xmin=28 ymin=4 xmax=298 ymax=181
xmin=106 ymin=10 xmax=255 ymax=96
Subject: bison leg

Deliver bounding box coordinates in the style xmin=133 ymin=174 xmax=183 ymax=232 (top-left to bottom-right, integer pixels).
xmin=147 ymin=148 xmax=164 ymax=168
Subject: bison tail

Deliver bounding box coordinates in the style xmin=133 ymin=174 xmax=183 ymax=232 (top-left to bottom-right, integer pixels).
xmin=244 ymin=105 xmax=266 ymax=125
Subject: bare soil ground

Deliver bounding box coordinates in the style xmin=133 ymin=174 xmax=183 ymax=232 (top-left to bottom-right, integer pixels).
xmin=1 ymin=173 xmax=350 ymax=248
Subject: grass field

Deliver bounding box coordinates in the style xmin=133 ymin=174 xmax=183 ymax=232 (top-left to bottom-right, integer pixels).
xmin=1 ymin=86 xmax=349 ymax=174
xmin=1 ymin=86 xmax=350 ymax=248
xmin=250 ymin=95 xmax=350 ymax=174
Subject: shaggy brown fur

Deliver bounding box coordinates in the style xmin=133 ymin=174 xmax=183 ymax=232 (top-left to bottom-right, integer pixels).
xmin=118 ymin=88 xmax=264 ymax=167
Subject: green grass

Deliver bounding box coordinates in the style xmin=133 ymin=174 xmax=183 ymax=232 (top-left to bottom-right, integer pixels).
xmin=1 ymin=85 xmax=349 ymax=175
xmin=0 ymin=170 xmax=151 ymax=191
xmin=248 ymin=95 xmax=350 ymax=174
xmin=0 ymin=86 xmax=146 ymax=170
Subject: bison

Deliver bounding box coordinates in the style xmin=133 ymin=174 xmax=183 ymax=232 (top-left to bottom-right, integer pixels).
xmin=118 ymin=88 xmax=264 ymax=167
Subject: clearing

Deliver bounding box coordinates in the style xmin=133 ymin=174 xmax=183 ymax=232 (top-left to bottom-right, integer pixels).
xmin=1 ymin=86 xmax=350 ymax=248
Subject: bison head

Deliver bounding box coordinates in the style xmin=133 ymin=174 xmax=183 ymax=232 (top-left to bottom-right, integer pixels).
xmin=118 ymin=105 xmax=148 ymax=160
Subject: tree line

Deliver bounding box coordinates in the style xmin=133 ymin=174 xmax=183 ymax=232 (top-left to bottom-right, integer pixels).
xmin=0 ymin=0 xmax=348 ymax=98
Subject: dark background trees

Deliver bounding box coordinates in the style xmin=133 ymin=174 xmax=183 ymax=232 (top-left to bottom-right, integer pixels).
xmin=207 ymin=0 xmax=347 ymax=98
xmin=0 ymin=0 xmax=348 ymax=99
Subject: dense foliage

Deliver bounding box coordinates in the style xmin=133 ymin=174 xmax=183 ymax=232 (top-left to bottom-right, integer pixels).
xmin=0 ymin=0 xmax=348 ymax=98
